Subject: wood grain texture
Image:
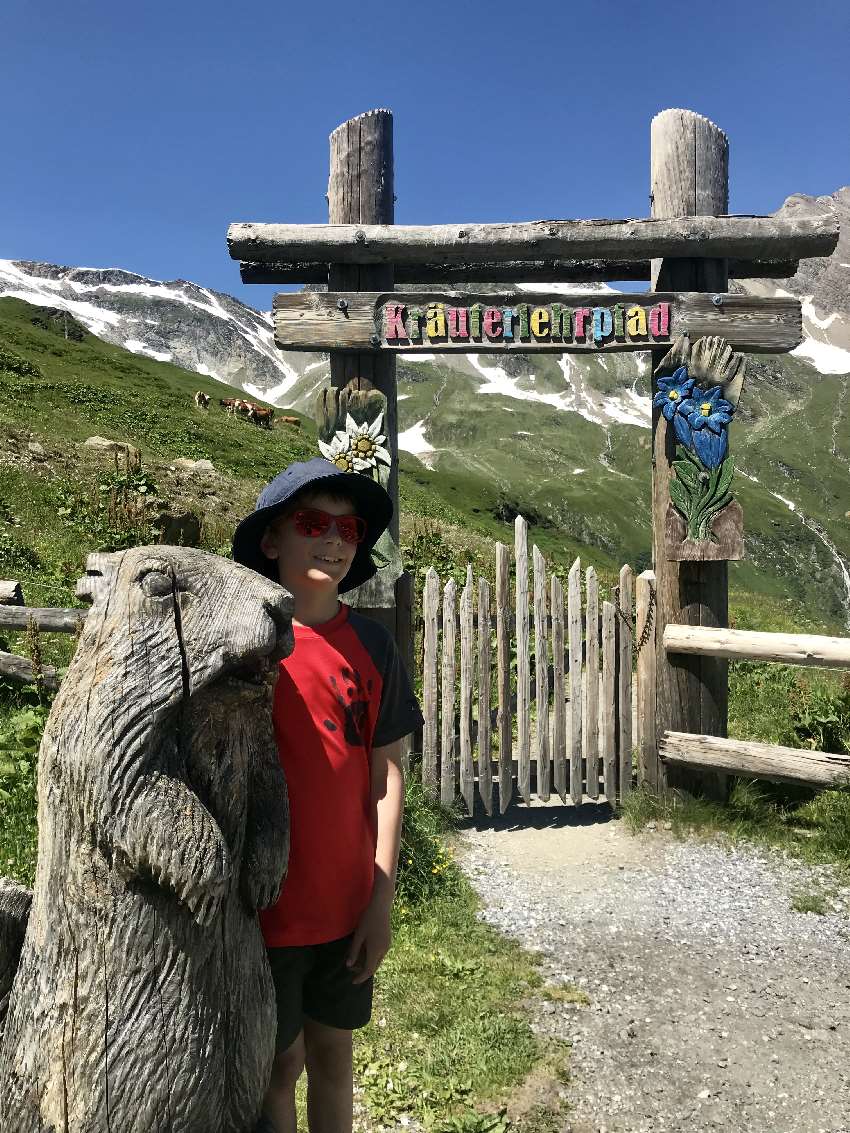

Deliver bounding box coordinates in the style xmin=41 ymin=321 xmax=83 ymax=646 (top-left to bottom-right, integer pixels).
xmin=477 ymin=578 xmax=493 ymax=816
xmin=241 ymin=257 xmax=801 ymax=285
xmin=664 ymin=625 xmax=850 ymax=668
xmin=0 ymin=650 xmax=60 ymax=690
xmin=0 ymin=582 xmax=23 ymax=606
xmin=0 ymin=547 xmax=293 ymax=1133
xmin=659 ymin=731 xmax=850 ymax=788
xmin=272 ymin=290 xmax=802 ymax=354
xmin=665 ymin=500 xmax=745 ymax=561
xmin=421 ymin=568 xmax=440 ymax=797
xmin=567 ymin=559 xmax=583 ymax=805
xmin=532 ymin=546 xmax=551 ymax=802
xmin=441 ymin=579 xmax=457 ymax=807
xmin=327 ymin=108 xmax=401 ymax=619
xmin=229 ymin=214 xmax=837 ymax=264
xmin=601 ymin=602 xmax=618 ymax=801
xmin=0 ymin=606 xmax=86 ymax=633
xmin=651 ymin=108 xmax=730 ymax=801
xmin=618 ymin=565 xmax=634 ymax=800
xmin=551 ymin=575 xmax=567 ymax=803
xmin=496 ymin=543 xmax=513 ymax=813
xmin=515 ymin=518 xmax=531 ymax=804
xmin=395 ymin=571 xmax=415 ymax=774
xmin=585 ymin=567 xmax=600 ymax=801
xmin=459 ymin=569 xmax=475 ymax=815
xmin=636 ymin=570 xmax=658 ymax=792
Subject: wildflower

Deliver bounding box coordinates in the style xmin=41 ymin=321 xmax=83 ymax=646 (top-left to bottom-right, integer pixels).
xmin=653 ymin=366 xmax=696 ymax=445
xmin=681 ymin=385 xmax=734 ymax=468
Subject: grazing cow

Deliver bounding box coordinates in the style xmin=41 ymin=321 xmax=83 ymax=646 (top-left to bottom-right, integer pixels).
xmin=249 ymin=407 xmax=275 ymax=430
xmin=194 ymin=391 xmax=211 ymax=410
xmin=278 ymin=416 xmax=301 ymax=428
xmin=219 ymin=397 xmax=239 ymax=414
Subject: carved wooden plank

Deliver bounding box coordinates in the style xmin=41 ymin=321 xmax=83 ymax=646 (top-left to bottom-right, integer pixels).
xmin=601 ymin=601 xmax=618 ymax=801
xmin=664 ymin=625 xmax=850 ymax=668
xmin=532 ymin=545 xmax=550 ymax=802
xmin=0 ymin=650 xmax=60 ymax=690
xmin=272 ymin=290 xmax=802 ymax=355
xmin=230 ymin=213 xmax=838 ymax=265
xmin=636 ymin=571 xmax=659 ymax=792
xmin=585 ymin=567 xmax=600 ymax=801
xmin=567 ymin=559 xmax=583 ymax=806
xmin=241 ymin=257 xmax=801 ymax=285
xmin=515 ymin=518 xmax=531 ymax=804
xmin=0 ymin=606 xmax=86 ymax=632
xmin=459 ymin=568 xmax=475 ymax=816
xmin=618 ymin=565 xmax=634 ymax=800
xmin=0 ymin=582 xmax=24 ymax=606
xmin=551 ymin=574 xmax=567 ymax=803
xmin=441 ymin=579 xmax=457 ymax=807
xmin=477 ymin=577 xmax=493 ymax=816
xmin=422 ymin=568 xmax=440 ymax=798
xmin=659 ymin=731 xmax=850 ymax=788
xmin=495 ymin=542 xmax=513 ymax=813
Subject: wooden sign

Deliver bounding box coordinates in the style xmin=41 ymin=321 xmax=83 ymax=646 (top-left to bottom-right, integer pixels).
xmin=272 ymin=291 xmax=802 ymax=355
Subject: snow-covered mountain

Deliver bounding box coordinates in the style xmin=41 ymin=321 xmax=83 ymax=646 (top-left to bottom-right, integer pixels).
xmin=1 ymin=188 xmax=848 ymax=625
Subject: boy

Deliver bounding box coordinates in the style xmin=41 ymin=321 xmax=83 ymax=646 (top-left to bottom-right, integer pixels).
xmin=232 ymin=457 xmax=423 ymax=1133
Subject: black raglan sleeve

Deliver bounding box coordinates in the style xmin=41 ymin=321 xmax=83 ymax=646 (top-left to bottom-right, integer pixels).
xmin=349 ymin=612 xmax=424 ymax=747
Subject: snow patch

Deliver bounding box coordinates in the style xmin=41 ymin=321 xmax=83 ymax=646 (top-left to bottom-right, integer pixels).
xmin=573 ymin=468 xmax=586 ymax=474
xmin=399 ymin=353 xmax=437 ymax=362
xmin=398 ymin=419 xmax=437 ymax=469
xmin=124 ymin=339 xmax=172 ymax=362
xmin=791 ymin=337 xmax=850 ymax=375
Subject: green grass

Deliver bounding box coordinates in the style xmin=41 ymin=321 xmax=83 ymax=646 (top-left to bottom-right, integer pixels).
xmin=622 ymin=778 xmax=850 ymax=874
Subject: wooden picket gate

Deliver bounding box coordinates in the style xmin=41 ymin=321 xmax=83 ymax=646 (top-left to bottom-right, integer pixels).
xmin=418 ymin=516 xmax=642 ymax=816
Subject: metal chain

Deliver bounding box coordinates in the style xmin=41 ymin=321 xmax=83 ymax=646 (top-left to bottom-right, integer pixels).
xmin=612 ymin=579 xmax=656 ymax=659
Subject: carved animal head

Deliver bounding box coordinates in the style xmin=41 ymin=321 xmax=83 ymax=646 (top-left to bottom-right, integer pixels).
xmin=46 ymin=547 xmax=294 ymax=794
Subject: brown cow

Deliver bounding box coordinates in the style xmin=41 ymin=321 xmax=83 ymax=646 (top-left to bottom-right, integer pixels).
xmin=277 ymin=416 xmax=301 ymax=428
xmin=194 ymin=391 xmax=211 ymax=410
xmin=249 ymin=407 xmax=275 ymax=430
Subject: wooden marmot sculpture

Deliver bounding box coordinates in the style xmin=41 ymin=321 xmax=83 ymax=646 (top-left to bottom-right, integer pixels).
xmin=0 ymin=546 xmax=293 ymax=1132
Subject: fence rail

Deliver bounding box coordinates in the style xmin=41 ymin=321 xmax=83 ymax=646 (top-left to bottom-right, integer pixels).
xmin=420 ymin=516 xmax=636 ymax=814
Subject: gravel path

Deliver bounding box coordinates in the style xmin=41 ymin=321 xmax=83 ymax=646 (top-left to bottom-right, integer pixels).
xmin=459 ymin=806 xmax=850 ymax=1133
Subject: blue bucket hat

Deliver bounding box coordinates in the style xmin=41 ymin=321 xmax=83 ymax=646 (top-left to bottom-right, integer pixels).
xmin=232 ymin=457 xmax=393 ymax=593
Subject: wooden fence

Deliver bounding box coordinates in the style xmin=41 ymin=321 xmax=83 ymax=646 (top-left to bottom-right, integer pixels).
xmin=419 ymin=516 xmax=643 ymax=815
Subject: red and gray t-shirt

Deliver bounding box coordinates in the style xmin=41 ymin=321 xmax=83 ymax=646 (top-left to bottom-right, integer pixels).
xmin=260 ymin=603 xmax=423 ymax=948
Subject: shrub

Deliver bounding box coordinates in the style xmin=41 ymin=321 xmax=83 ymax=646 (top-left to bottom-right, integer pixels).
xmin=396 ymin=778 xmax=463 ymax=913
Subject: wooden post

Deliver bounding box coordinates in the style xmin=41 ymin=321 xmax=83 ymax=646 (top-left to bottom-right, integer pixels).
xmin=532 ymin=545 xmax=550 ymax=801
xmin=651 ymin=108 xmax=729 ymax=799
xmin=328 ymin=109 xmax=399 ymax=637
xmin=601 ymin=601 xmax=618 ymax=801
xmin=495 ymin=542 xmax=513 ymax=812
xmin=550 ymin=574 xmax=567 ymax=803
xmin=617 ymin=564 xmax=634 ymax=800
xmin=440 ymin=579 xmax=457 ymax=807
xmin=635 ymin=570 xmax=658 ymax=791
xmin=515 ymin=517 xmax=531 ymax=803
xmin=395 ymin=571 xmax=414 ymax=775
xmin=459 ymin=567 xmax=474 ymax=815
xmin=585 ymin=567 xmax=600 ymax=801
xmin=477 ymin=577 xmax=493 ymax=816
xmin=421 ymin=568 xmax=440 ymax=797
xmin=567 ymin=558 xmax=583 ymax=806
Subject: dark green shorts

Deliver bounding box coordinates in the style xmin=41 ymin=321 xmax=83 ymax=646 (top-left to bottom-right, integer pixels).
xmin=267 ymin=934 xmax=373 ymax=1052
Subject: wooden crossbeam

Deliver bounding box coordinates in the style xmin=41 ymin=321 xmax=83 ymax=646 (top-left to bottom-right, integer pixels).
xmin=0 ymin=606 xmax=86 ymax=633
xmin=664 ymin=624 xmax=850 ymax=668
xmin=659 ymin=731 xmax=850 ymax=788
xmin=228 ymin=214 xmax=837 ymax=266
xmin=271 ymin=290 xmax=802 ymax=354
xmin=240 ymin=257 xmax=800 ymax=285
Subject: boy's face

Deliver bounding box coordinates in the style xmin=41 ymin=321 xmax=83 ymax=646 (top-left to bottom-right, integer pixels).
xmin=260 ymin=491 xmax=359 ymax=595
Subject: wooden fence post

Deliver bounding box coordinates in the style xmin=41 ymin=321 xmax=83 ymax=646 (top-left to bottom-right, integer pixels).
xmin=551 ymin=574 xmax=567 ymax=802
xmin=635 ymin=570 xmax=657 ymax=791
xmin=533 ymin=545 xmax=550 ymax=801
xmin=422 ymin=568 xmax=440 ymax=797
xmin=601 ymin=601 xmax=618 ymax=801
xmin=459 ymin=567 xmax=475 ymax=814
xmin=617 ymin=564 xmax=634 ymax=800
xmin=585 ymin=566 xmax=600 ymax=800
xmin=328 ymin=109 xmax=399 ymax=639
xmin=567 ymin=558 xmax=583 ymax=806
xmin=515 ymin=517 xmax=531 ymax=803
xmin=651 ymin=108 xmax=729 ymax=799
xmin=478 ymin=577 xmax=493 ymax=815
xmin=495 ymin=542 xmax=513 ymax=812
xmin=440 ymin=578 xmax=457 ymax=806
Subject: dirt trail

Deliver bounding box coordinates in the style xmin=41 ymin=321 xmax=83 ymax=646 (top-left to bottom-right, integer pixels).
xmin=459 ymin=805 xmax=850 ymax=1133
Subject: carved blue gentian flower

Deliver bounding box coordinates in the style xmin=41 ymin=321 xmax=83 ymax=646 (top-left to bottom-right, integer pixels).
xmin=653 ymin=367 xmax=696 ymax=444
xmin=681 ymin=385 xmax=734 ymax=469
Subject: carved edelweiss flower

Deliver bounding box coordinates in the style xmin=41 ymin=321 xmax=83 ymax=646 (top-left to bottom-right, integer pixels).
xmin=317 ymin=430 xmax=363 ymax=472
xmin=344 ymin=412 xmax=392 ymax=467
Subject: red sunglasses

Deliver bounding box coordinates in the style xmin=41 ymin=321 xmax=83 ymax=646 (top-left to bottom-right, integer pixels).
xmin=292 ymin=508 xmax=367 ymax=544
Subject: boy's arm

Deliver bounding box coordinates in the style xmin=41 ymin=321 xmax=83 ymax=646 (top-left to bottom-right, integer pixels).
xmin=346 ymin=739 xmax=405 ymax=985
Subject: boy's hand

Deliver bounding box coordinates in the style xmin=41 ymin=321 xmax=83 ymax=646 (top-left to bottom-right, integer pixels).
xmin=346 ymin=895 xmax=392 ymax=985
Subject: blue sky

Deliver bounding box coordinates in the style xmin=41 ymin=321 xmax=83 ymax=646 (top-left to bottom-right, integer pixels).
xmin=3 ymin=0 xmax=847 ymax=310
